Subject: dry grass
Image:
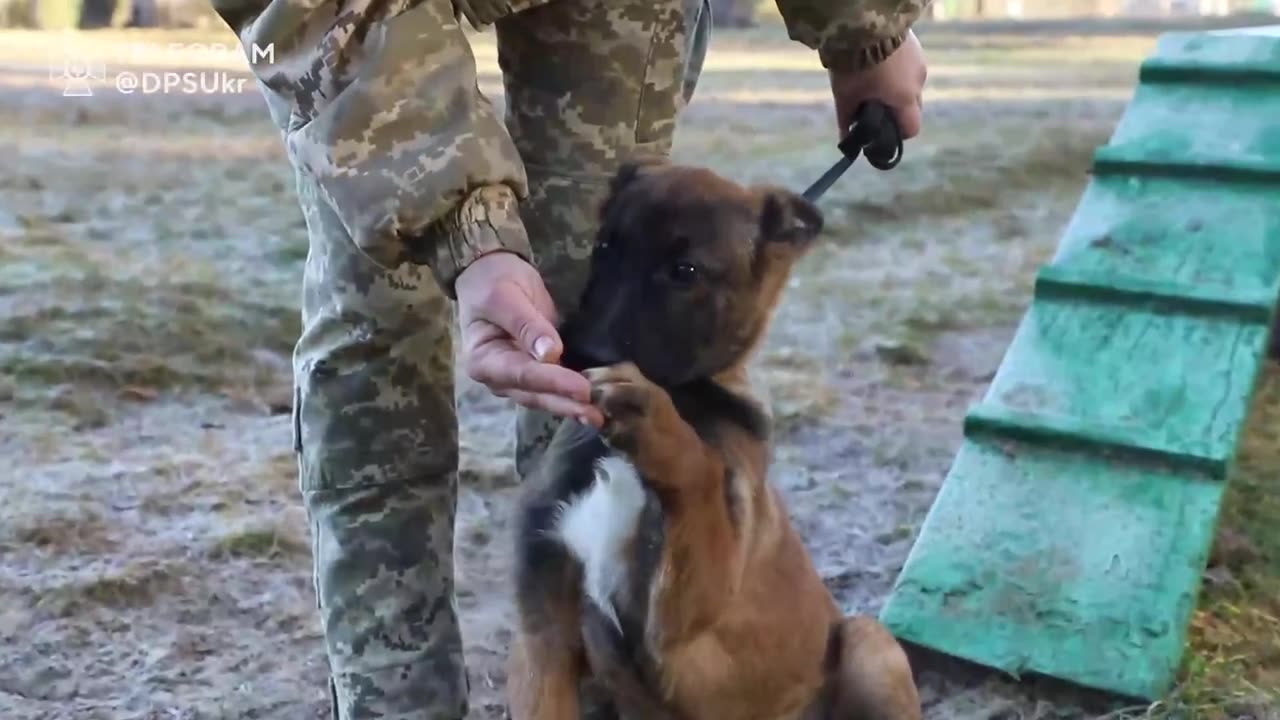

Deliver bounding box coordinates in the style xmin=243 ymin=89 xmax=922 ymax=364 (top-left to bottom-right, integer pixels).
xmin=34 ymin=560 xmax=186 ymax=616
xmin=2 ymin=507 xmax=118 ymax=555
xmin=0 ymin=260 xmax=297 ymax=391
xmin=0 ymin=13 xmax=1277 ymax=720
xmin=210 ymin=525 xmax=310 ymax=560
xmin=1168 ymin=365 xmax=1280 ymax=718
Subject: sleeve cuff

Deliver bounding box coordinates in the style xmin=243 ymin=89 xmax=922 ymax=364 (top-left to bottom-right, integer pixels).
xmin=418 ymin=184 xmax=534 ymax=299
xmin=818 ymin=30 xmax=908 ymax=73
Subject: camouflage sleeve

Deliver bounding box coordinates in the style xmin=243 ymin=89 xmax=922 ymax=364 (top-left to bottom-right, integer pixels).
xmin=209 ymin=0 xmax=533 ymax=298
xmin=773 ymin=0 xmax=931 ymax=72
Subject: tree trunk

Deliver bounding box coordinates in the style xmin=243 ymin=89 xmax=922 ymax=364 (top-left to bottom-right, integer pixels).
xmin=79 ymin=0 xmax=116 ymax=27
xmin=0 ymin=0 xmax=36 ymax=27
xmin=710 ymin=0 xmax=757 ymax=27
xmin=125 ymin=0 xmax=158 ymax=26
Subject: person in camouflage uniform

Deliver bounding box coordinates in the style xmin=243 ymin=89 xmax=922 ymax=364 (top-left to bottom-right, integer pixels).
xmin=209 ymin=0 xmax=929 ymax=717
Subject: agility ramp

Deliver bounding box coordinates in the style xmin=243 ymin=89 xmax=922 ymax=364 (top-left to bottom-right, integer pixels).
xmin=878 ymin=26 xmax=1280 ymax=701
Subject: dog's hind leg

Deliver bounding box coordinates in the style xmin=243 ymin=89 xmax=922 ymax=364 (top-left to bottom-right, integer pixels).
xmin=508 ymin=492 xmax=590 ymax=720
xmin=506 ymin=623 xmax=583 ymax=720
xmin=823 ymin=616 xmax=921 ymax=720
xmin=508 ymin=517 xmax=595 ymax=720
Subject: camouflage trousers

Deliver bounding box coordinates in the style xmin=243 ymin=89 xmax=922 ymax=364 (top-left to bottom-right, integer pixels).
xmin=290 ymin=1 xmax=710 ymax=718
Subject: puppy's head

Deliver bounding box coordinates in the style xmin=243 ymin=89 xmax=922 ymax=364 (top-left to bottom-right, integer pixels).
xmin=561 ymin=161 xmax=823 ymax=387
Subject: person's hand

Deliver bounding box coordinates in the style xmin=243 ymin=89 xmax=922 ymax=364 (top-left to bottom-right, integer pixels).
xmin=455 ymin=252 xmax=605 ymax=427
xmin=828 ymin=29 xmax=927 ymax=141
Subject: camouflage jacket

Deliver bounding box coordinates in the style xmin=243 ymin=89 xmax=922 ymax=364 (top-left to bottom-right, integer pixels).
xmin=211 ymin=0 xmax=928 ymax=297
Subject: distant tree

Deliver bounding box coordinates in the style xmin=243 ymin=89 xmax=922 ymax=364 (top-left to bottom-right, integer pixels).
xmin=80 ymin=0 xmax=116 ymax=27
xmin=711 ymin=0 xmax=758 ymax=27
xmin=125 ymin=0 xmax=158 ymax=26
xmin=0 ymin=0 xmax=36 ymax=27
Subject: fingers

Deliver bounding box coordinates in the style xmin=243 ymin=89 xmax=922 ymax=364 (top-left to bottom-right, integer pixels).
xmin=467 ymin=341 xmax=592 ymax=403
xmin=463 ymin=331 xmax=604 ymax=425
xmin=506 ymin=390 xmax=605 ymax=428
xmin=894 ymin=101 xmax=922 ymax=140
xmin=899 ymin=58 xmax=927 ymax=140
xmin=835 ymin=104 xmax=856 ymax=140
xmin=837 ymin=100 xmax=920 ymax=144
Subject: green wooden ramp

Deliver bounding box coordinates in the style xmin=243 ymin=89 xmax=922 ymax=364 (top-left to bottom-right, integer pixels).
xmin=878 ymin=26 xmax=1280 ymax=701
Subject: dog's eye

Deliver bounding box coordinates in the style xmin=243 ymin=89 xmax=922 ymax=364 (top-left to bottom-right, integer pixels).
xmin=666 ymin=262 xmax=699 ymax=285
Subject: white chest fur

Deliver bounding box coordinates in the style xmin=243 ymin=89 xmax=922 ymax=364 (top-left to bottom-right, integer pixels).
xmin=553 ymin=455 xmax=648 ymax=630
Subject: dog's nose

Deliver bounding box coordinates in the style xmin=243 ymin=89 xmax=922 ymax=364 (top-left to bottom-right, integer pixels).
xmin=581 ymin=338 xmax=625 ymax=366
xmin=561 ymin=327 xmax=625 ymax=369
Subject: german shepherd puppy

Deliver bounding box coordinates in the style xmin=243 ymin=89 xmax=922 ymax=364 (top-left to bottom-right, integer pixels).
xmin=505 ymin=161 xmax=921 ymax=720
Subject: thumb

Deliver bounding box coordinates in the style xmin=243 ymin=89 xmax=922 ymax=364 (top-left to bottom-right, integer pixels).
xmin=482 ymin=283 xmax=563 ymax=363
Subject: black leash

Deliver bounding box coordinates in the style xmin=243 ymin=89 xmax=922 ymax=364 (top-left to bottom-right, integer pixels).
xmin=801 ymin=100 xmax=904 ymax=203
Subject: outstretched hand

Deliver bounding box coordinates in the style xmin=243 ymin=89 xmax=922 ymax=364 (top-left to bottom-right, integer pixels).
xmin=455 ymin=252 xmax=605 ymax=427
xmin=828 ymin=29 xmax=927 ymax=141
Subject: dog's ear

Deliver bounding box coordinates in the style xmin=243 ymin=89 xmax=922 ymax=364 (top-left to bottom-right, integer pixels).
xmin=599 ymin=159 xmax=664 ymax=222
xmin=758 ymin=189 xmax=823 ymax=247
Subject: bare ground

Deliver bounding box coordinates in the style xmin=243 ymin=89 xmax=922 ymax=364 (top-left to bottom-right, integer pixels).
xmin=1 ymin=15 xmax=1277 ymax=720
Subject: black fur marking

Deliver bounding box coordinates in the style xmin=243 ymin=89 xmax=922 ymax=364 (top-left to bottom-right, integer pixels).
xmin=797 ymin=621 xmax=847 ymax=720
xmin=723 ymin=465 xmax=743 ymax=533
xmin=515 ymin=415 xmax=672 ymax=715
xmin=513 ymin=419 xmax=611 ymax=629
xmin=573 ymin=478 xmax=667 ymax=713
xmin=823 ymin=620 xmax=844 ymax=674
xmin=582 ymin=600 xmax=682 ymax=720
xmin=669 ymin=377 xmax=771 ymax=444
xmin=558 ymin=343 xmax=602 ymax=374
xmin=616 ymin=485 xmax=666 ymax=659
xmin=619 ymin=486 xmax=665 ymax=634
xmin=760 ymin=190 xmax=824 ymax=245
xmin=598 ymin=161 xmax=652 ymax=222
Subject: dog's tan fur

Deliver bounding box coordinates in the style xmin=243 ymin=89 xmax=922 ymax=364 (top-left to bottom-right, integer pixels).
xmin=506 ymin=162 xmax=921 ymax=720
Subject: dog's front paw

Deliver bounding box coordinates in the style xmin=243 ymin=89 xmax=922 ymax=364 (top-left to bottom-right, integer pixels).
xmin=585 ymin=363 xmax=663 ymax=452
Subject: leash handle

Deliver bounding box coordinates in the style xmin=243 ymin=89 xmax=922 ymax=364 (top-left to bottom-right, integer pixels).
xmin=800 ymin=100 xmax=905 ymax=202
xmin=838 ymin=101 xmax=903 ymax=171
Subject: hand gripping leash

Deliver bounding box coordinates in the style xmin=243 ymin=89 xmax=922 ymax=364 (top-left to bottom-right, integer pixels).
xmin=801 ymin=100 xmax=904 ymax=203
